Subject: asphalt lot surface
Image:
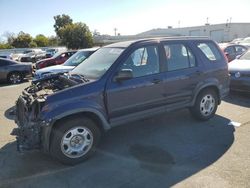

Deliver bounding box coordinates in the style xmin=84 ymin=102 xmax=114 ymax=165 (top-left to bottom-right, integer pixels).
xmin=0 ymin=82 xmax=250 ymax=188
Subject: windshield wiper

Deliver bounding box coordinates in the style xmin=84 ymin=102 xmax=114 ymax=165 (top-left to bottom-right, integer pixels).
xmin=69 ymin=73 xmax=89 ymax=83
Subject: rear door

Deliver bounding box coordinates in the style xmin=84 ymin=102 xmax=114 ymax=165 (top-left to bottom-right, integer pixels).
xmin=161 ymin=41 xmax=203 ymax=106
xmin=106 ymin=43 xmax=166 ymax=120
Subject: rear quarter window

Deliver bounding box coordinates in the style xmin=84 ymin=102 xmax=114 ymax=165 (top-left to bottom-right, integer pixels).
xmin=196 ymin=42 xmax=222 ymax=61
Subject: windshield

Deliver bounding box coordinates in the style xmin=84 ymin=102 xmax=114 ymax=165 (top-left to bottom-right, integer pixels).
xmin=46 ymin=49 xmax=55 ymax=52
xmin=23 ymin=50 xmax=32 ymax=54
xmin=71 ymin=47 xmax=124 ymax=79
xmin=63 ymin=51 xmax=92 ymax=66
xmin=239 ymin=50 xmax=250 ymax=60
xmin=52 ymin=51 xmax=64 ymax=58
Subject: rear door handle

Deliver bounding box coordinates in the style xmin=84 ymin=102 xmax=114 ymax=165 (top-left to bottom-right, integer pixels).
xmin=152 ymin=78 xmax=162 ymax=84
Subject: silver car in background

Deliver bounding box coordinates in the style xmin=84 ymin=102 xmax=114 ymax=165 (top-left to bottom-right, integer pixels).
xmin=0 ymin=58 xmax=32 ymax=84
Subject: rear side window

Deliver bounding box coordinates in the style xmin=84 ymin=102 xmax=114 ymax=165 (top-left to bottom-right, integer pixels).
xmin=197 ymin=42 xmax=222 ymax=61
xmin=164 ymin=44 xmax=196 ymax=71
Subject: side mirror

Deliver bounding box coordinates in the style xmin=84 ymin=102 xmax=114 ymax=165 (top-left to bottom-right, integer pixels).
xmin=114 ymin=69 xmax=133 ymax=82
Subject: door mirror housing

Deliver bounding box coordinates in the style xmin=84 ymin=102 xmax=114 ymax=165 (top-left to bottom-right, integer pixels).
xmin=114 ymin=69 xmax=133 ymax=82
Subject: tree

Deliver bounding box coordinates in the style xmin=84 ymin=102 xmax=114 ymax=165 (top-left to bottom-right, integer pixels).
xmin=12 ymin=31 xmax=33 ymax=48
xmin=59 ymin=22 xmax=93 ymax=49
xmin=48 ymin=36 xmax=59 ymax=46
xmin=0 ymin=42 xmax=13 ymax=49
xmin=34 ymin=34 xmax=49 ymax=47
xmin=54 ymin=14 xmax=73 ymax=39
xmin=2 ymin=31 xmax=16 ymax=45
xmin=29 ymin=41 xmax=37 ymax=48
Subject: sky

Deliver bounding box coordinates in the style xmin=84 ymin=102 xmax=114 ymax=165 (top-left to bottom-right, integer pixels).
xmin=0 ymin=0 xmax=250 ymax=40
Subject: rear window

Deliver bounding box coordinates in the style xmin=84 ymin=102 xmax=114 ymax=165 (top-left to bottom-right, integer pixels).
xmin=197 ymin=42 xmax=222 ymax=61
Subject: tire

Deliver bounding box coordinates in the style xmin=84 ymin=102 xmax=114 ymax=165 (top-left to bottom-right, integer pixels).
xmin=50 ymin=117 xmax=101 ymax=165
xmin=7 ymin=72 xmax=23 ymax=84
xmin=190 ymin=89 xmax=218 ymax=121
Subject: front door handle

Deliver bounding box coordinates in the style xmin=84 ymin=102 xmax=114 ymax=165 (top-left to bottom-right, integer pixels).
xmin=152 ymin=78 xmax=162 ymax=84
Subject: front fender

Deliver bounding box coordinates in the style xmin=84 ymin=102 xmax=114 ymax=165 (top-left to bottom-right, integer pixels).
xmin=41 ymin=100 xmax=110 ymax=130
xmin=40 ymin=100 xmax=110 ymax=153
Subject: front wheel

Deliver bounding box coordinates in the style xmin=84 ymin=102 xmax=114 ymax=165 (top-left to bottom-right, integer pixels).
xmin=50 ymin=117 xmax=101 ymax=165
xmin=190 ymin=89 xmax=218 ymax=121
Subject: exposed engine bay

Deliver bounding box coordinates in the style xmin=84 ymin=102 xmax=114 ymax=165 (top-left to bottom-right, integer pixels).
xmin=11 ymin=74 xmax=83 ymax=151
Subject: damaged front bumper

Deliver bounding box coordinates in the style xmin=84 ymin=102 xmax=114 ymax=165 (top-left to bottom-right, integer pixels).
xmin=11 ymin=92 xmax=51 ymax=152
xmin=11 ymin=121 xmax=41 ymax=152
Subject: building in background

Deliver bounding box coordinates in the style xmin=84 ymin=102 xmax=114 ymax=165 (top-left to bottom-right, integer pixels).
xmin=94 ymin=23 xmax=250 ymax=45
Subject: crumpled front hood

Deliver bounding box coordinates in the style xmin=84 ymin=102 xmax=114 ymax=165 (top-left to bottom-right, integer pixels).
xmin=33 ymin=65 xmax=75 ymax=80
xmin=35 ymin=65 xmax=75 ymax=75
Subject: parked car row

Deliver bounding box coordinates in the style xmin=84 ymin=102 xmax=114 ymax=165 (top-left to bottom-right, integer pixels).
xmin=230 ymin=37 xmax=250 ymax=47
xmin=0 ymin=47 xmax=68 ymax=62
xmin=33 ymin=47 xmax=98 ymax=80
xmin=0 ymin=47 xmax=98 ymax=84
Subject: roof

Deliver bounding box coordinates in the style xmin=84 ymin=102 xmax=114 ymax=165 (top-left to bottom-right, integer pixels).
xmin=104 ymin=36 xmax=210 ymax=48
xmin=78 ymin=47 xmax=100 ymax=52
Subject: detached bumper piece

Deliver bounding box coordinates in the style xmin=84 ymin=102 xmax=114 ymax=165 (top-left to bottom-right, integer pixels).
xmin=11 ymin=126 xmax=41 ymax=152
xmin=11 ymin=95 xmax=42 ymax=152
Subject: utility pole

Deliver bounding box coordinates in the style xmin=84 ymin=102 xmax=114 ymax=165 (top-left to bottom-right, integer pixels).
xmin=114 ymin=28 xmax=117 ymax=36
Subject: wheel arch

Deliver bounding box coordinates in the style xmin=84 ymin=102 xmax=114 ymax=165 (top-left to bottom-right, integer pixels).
xmin=43 ymin=110 xmax=110 ymax=152
xmin=191 ymin=84 xmax=220 ymax=106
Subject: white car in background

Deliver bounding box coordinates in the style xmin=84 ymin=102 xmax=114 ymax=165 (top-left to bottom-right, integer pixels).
xmin=33 ymin=47 xmax=99 ymax=80
xmin=239 ymin=37 xmax=250 ymax=47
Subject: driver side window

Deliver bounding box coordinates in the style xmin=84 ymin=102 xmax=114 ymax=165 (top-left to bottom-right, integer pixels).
xmin=121 ymin=46 xmax=159 ymax=78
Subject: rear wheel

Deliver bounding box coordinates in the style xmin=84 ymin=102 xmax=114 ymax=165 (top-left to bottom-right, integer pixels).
xmin=190 ymin=89 xmax=218 ymax=121
xmin=7 ymin=72 xmax=23 ymax=84
xmin=50 ymin=117 xmax=101 ymax=165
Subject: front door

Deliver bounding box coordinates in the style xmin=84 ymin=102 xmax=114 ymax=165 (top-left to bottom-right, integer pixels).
xmin=106 ymin=44 xmax=166 ymax=120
